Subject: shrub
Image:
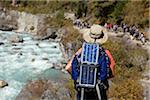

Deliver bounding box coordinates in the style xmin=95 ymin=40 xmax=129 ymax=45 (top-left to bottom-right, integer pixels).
xmin=103 ymin=38 xmax=148 ymax=99
xmin=46 ymin=10 xmax=65 ymax=28
xmin=123 ymin=1 xmax=149 ymax=28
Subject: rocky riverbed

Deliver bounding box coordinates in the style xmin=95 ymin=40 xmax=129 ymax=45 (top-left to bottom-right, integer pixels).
xmin=0 ymin=31 xmax=69 ymax=100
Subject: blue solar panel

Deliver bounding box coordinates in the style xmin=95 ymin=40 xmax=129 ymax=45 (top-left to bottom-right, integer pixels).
xmin=80 ymin=65 xmax=96 ymax=85
xmin=81 ymin=42 xmax=99 ymax=65
xmin=79 ymin=42 xmax=99 ymax=87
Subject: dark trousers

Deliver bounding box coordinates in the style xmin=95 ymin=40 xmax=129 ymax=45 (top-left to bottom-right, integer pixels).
xmin=75 ymin=80 xmax=109 ymax=100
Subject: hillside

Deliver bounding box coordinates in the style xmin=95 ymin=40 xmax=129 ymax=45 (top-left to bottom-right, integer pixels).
xmin=1 ymin=0 xmax=149 ymax=29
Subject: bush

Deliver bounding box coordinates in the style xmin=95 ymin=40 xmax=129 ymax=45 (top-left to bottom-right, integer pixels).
xmin=46 ymin=10 xmax=65 ymax=28
xmin=123 ymin=1 xmax=149 ymax=28
xmin=108 ymin=78 xmax=143 ymax=100
xmin=103 ymin=38 xmax=148 ymax=99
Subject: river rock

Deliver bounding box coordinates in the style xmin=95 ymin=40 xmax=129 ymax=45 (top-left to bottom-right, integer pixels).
xmin=41 ymin=28 xmax=57 ymax=40
xmin=0 ymin=42 xmax=4 ymax=45
xmin=8 ymin=35 xmax=23 ymax=43
xmin=16 ymin=80 xmax=71 ymax=100
xmin=0 ymin=25 xmax=14 ymax=31
xmin=0 ymin=80 xmax=8 ymax=88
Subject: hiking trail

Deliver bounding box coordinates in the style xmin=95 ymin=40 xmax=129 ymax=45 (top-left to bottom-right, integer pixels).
xmin=74 ymin=25 xmax=150 ymax=99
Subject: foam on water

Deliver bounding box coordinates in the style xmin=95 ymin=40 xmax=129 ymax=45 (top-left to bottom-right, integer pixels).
xmin=0 ymin=31 xmax=64 ymax=100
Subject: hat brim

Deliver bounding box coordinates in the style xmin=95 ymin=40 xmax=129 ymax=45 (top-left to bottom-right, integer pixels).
xmin=83 ymin=28 xmax=108 ymax=44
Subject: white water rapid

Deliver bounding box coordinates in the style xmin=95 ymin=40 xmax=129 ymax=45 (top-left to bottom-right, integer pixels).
xmin=0 ymin=31 xmax=63 ymax=100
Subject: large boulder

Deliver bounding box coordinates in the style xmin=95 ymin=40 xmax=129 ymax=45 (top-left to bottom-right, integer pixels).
xmin=0 ymin=80 xmax=8 ymax=88
xmin=16 ymin=79 xmax=72 ymax=100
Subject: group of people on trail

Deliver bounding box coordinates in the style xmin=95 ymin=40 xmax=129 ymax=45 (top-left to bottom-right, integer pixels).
xmin=73 ymin=19 xmax=90 ymax=29
xmin=65 ymin=25 xmax=115 ymax=100
xmin=104 ymin=22 xmax=146 ymax=45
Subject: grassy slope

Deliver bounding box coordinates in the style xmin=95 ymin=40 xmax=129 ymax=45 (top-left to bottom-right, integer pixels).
xmin=103 ymin=38 xmax=148 ymax=99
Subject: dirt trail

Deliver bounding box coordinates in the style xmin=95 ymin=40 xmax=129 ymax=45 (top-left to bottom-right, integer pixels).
xmin=142 ymin=42 xmax=150 ymax=100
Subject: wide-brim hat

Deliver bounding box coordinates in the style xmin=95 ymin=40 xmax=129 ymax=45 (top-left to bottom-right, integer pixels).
xmin=83 ymin=24 xmax=108 ymax=44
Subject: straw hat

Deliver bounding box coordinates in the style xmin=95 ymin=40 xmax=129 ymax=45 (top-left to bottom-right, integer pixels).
xmin=83 ymin=24 xmax=108 ymax=44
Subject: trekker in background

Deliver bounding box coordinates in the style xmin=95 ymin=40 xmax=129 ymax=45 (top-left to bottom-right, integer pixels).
xmin=108 ymin=23 xmax=113 ymax=30
xmin=122 ymin=23 xmax=127 ymax=33
xmin=65 ymin=25 xmax=115 ymax=100
xmin=133 ymin=28 xmax=139 ymax=40
xmin=139 ymin=32 xmax=146 ymax=45
xmin=12 ymin=0 xmax=19 ymax=7
xmin=113 ymin=24 xmax=118 ymax=33
xmin=12 ymin=0 xmax=16 ymax=6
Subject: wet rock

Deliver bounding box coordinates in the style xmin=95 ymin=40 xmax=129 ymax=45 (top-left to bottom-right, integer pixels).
xmin=51 ymin=46 xmax=57 ymax=48
xmin=49 ymin=33 xmax=57 ymax=40
xmin=0 ymin=42 xmax=4 ymax=45
xmin=12 ymin=44 xmax=17 ymax=46
xmin=42 ymin=58 xmax=49 ymax=61
xmin=0 ymin=25 xmax=14 ymax=31
xmin=8 ymin=35 xmax=23 ymax=43
xmin=31 ymin=58 xmax=35 ymax=62
xmin=41 ymin=28 xmax=57 ymax=40
xmin=0 ymin=80 xmax=8 ymax=88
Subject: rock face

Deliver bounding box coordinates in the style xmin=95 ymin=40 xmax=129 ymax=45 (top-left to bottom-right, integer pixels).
xmin=17 ymin=12 xmax=46 ymax=36
xmin=0 ymin=80 xmax=8 ymax=88
xmin=0 ymin=9 xmax=18 ymax=31
xmin=0 ymin=8 xmax=64 ymax=41
xmin=16 ymin=80 xmax=71 ymax=100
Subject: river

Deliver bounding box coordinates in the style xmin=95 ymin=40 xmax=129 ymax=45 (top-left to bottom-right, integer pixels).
xmin=0 ymin=31 xmax=65 ymax=100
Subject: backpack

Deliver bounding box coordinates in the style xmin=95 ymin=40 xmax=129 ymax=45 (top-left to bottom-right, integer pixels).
xmin=71 ymin=42 xmax=110 ymax=88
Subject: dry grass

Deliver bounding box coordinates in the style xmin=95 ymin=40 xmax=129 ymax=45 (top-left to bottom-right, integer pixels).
xmin=103 ymin=38 xmax=148 ymax=99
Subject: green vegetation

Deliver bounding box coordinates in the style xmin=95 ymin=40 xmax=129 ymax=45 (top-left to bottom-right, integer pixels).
xmin=1 ymin=1 xmax=149 ymax=29
xmin=104 ymin=38 xmax=148 ymax=99
xmin=123 ymin=0 xmax=149 ymax=28
xmin=0 ymin=0 xmax=78 ymax=14
xmin=65 ymin=80 xmax=75 ymax=100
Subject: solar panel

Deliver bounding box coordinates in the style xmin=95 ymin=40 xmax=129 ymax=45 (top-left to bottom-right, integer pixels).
xmin=81 ymin=42 xmax=99 ymax=65
xmin=79 ymin=42 xmax=99 ymax=88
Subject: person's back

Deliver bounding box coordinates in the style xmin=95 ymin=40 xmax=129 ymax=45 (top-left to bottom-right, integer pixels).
xmin=65 ymin=25 xmax=115 ymax=100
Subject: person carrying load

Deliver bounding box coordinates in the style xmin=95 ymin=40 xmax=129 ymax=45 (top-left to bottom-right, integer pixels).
xmin=65 ymin=25 xmax=115 ymax=100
